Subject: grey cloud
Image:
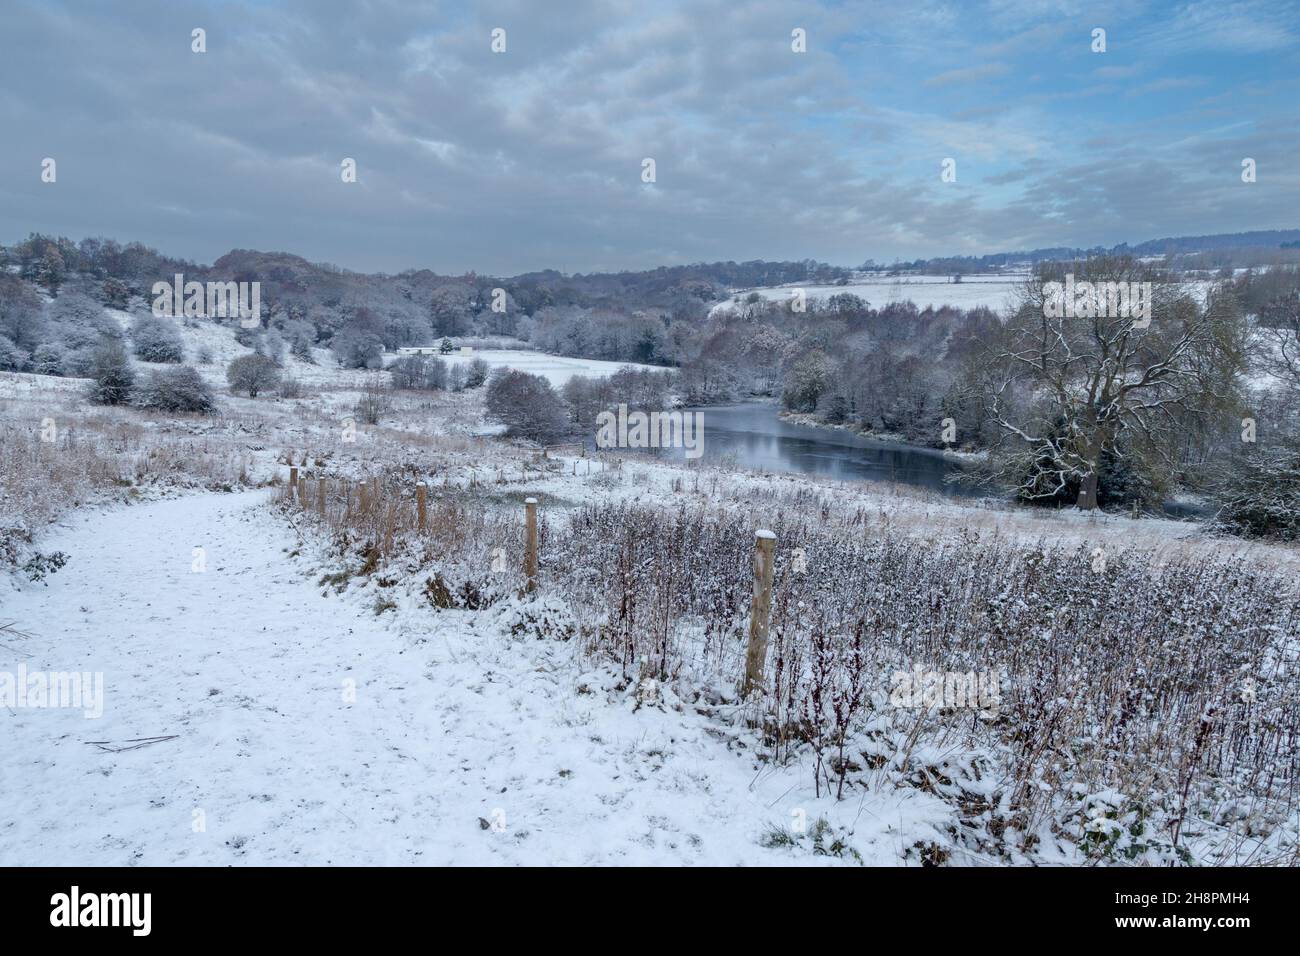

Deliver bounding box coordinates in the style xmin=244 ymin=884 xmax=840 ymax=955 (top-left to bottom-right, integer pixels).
xmin=0 ymin=0 xmax=1295 ymax=274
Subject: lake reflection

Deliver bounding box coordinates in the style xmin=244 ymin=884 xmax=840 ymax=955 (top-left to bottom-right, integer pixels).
xmin=656 ymin=402 xmax=977 ymax=497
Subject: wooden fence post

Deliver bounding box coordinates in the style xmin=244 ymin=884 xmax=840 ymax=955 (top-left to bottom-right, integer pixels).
xmin=289 ymin=466 xmax=298 ymax=496
xmin=359 ymin=480 xmax=368 ymax=512
xmin=524 ymin=497 xmax=538 ymax=593
xmin=743 ymin=529 xmax=777 ymax=697
xmin=416 ymin=482 xmax=427 ymax=531
xmin=317 ymin=478 xmax=326 ymax=517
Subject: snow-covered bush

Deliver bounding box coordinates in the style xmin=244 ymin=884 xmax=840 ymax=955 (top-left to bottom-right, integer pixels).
xmin=130 ymin=315 xmax=186 ymax=363
xmin=258 ymin=329 xmax=286 ymax=366
xmin=30 ymin=342 xmax=65 ymax=376
xmin=132 ymin=365 xmax=216 ymax=414
xmin=464 ymin=357 xmax=490 ymax=389
xmin=1211 ymin=443 xmax=1300 ymax=540
xmin=87 ymin=338 xmax=135 ymax=405
xmin=544 ymin=501 xmax=1299 ymax=863
xmin=62 ymin=345 xmax=97 ymax=377
xmin=494 ymin=595 xmax=577 ymax=642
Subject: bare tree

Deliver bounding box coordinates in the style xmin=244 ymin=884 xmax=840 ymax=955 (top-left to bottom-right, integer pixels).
xmin=353 ymin=375 xmax=391 ymax=424
xmin=979 ymin=257 xmax=1245 ymax=509
xmin=1254 ymin=291 xmax=1300 ymax=394
xmin=485 ymin=369 xmax=569 ymax=442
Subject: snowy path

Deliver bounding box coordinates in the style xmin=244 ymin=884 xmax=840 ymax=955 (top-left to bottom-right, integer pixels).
xmin=0 ymin=492 xmax=936 ymax=865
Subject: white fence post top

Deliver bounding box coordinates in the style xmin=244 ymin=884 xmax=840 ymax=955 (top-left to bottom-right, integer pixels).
xmin=755 ymin=529 xmax=776 ymax=540
xmin=525 ymin=497 xmax=538 ymax=505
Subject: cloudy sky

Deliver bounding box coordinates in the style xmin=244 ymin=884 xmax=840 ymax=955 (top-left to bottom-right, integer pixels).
xmin=2 ymin=0 xmax=1298 ymax=274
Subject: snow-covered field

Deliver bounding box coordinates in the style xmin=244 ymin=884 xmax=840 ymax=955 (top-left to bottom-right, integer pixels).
xmin=109 ymin=305 xmax=657 ymax=392
xmin=443 ymin=348 xmax=661 ymax=388
xmin=717 ymin=273 xmax=1027 ymax=314
xmin=715 ymin=271 xmax=1217 ymax=316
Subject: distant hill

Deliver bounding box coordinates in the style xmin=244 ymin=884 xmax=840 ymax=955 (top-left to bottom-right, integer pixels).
xmin=874 ymin=230 xmax=1300 ymax=273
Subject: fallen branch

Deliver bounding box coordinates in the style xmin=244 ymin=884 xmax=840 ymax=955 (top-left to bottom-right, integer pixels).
xmin=85 ymin=735 xmax=180 ymax=754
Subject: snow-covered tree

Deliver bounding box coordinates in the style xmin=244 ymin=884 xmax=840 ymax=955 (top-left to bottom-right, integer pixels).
xmin=0 ymin=274 xmax=47 ymax=352
xmin=782 ymin=350 xmax=834 ymax=413
xmin=226 ymin=354 xmax=281 ymax=397
xmin=1254 ymin=291 xmax=1300 ymax=394
xmin=0 ymin=334 xmax=26 ymax=371
xmin=485 ymin=369 xmax=569 ymax=442
xmin=979 ymin=258 xmax=1246 ymax=509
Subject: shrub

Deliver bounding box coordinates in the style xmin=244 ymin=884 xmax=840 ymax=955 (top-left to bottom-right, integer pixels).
xmin=1017 ymin=445 xmax=1161 ymax=510
xmin=30 ymin=343 xmax=65 ymax=376
xmin=100 ymin=277 xmax=130 ymax=309
xmin=131 ymin=315 xmax=186 ymax=363
xmin=62 ymin=345 xmax=97 ymax=377
xmin=87 ymin=338 xmax=135 ymax=405
xmin=132 ymin=365 xmax=216 ymax=414
xmin=354 ymin=378 xmax=391 ymax=424
xmin=1211 ymin=443 xmax=1300 ymax=539
xmin=465 ymin=357 xmax=490 ymax=388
